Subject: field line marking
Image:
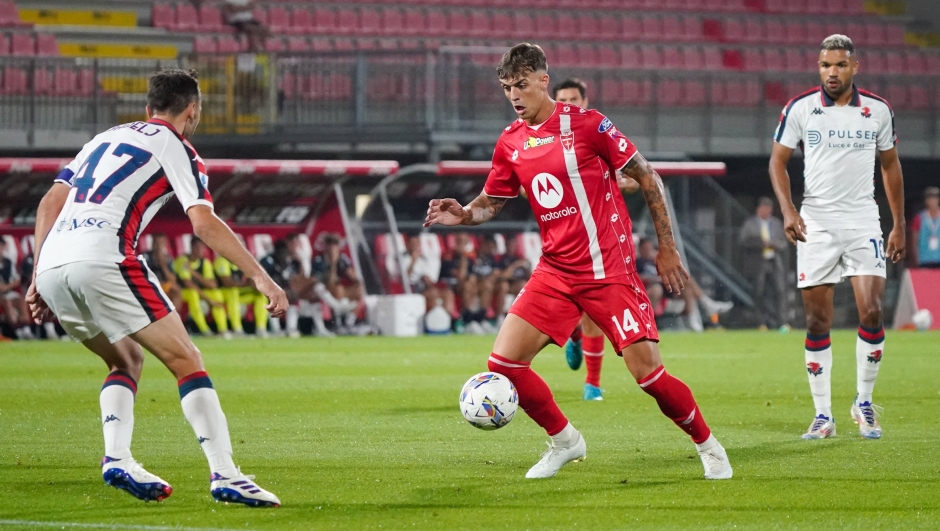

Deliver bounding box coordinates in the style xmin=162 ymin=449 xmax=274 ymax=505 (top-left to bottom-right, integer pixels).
xmin=0 ymin=520 xmax=258 ymax=531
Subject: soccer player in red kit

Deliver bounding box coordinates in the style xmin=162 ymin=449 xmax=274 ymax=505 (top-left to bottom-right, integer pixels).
xmin=425 ymin=44 xmax=732 ymax=480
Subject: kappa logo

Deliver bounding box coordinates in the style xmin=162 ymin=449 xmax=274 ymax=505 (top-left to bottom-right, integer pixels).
xmin=861 ymin=106 xmax=871 ymax=118
xmin=812 ymin=108 xmax=825 ymax=115
xmin=808 ymin=130 xmax=822 ymax=147
xmin=806 ymin=362 xmax=824 ymax=376
xmin=524 ymin=136 xmax=555 ymax=150
xmin=867 ymin=349 xmax=882 ymax=363
xmin=598 ymin=117 xmax=613 ymax=133
xmin=103 ymin=415 xmax=120 ymax=424
xmin=198 ymin=436 xmax=210 ymax=443
xmin=531 ymin=173 xmax=564 ymax=209
xmin=561 ymin=130 xmax=574 ymax=152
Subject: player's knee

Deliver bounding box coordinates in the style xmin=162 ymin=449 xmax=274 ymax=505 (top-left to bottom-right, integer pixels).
xmin=858 ymin=304 xmax=882 ymax=328
xmin=804 ymin=313 xmax=830 ymax=336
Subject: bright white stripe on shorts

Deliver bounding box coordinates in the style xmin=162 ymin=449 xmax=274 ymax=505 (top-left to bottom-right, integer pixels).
xmin=559 ymin=113 xmax=605 ymax=280
xmin=0 ymin=520 xmax=254 ymax=531
xmin=679 ymin=408 xmax=697 ymax=426
xmin=488 ymin=356 xmax=528 ymax=369
xmin=638 ymin=366 xmax=665 ymax=388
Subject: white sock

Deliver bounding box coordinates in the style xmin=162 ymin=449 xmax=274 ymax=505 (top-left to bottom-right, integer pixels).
xmin=179 ymin=375 xmax=238 ymax=478
xmin=694 ymin=433 xmax=718 ymax=452
xmin=856 ymin=325 xmax=885 ymax=404
xmin=269 ymin=315 xmax=282 ymax=333
xmin=550 ymin=422 xmax=579 ymax=447
xmin=43 ymin=322 xmax=58 ymax=339
xmin=805 ymin=334 xmax=832 ymax=419
xmin=100 ymin=373 xmax=136 ymax=461
xmin=286 ymin=306 xmax=300 ymax=333
xmin=314 ymin=283 xmax=344 ymax=312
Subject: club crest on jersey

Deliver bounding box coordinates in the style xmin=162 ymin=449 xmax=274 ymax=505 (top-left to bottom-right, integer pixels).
xmin=524 ymin=136 xmax=555 ymax=150
xmin=806 ymin=362 xmax=824 ymax=376
xmin=561 ymin=131 xmax=574 ymax=152
xmin=598 ymin=117 xmax=613 ymax=133
xmin=867 ymin=350 xmax=882 ymax=363
xmin=861 ymin=106 xmax=871 ymax=118
xmin=531 ymin=172 xmax=564 ymax=209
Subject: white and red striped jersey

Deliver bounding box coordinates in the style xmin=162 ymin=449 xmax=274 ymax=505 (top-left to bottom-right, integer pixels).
xmin=37 ymin=118 xmax=213 ymax=274
xmin=484 ymin=102 xmax=638 ymax=281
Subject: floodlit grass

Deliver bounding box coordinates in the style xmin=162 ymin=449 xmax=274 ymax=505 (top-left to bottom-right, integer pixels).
xmin=1 ymin=330 xmax=939 ymax=530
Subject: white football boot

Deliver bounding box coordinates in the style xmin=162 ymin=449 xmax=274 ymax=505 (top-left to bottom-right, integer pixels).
xmin=850 ymin=399 xmax=883 ymax=439
xmin=802 ymin=414 xmax=836 ymax=439
xmin=695 ymin=435 xmax=733 ymax=480
xmin=210 ymin=470 xmax=281 ymax=507
xmin=525 ymin=432 xmax=587 ymax=479
xmin=101 ymin=456 xmax=172 ymax=501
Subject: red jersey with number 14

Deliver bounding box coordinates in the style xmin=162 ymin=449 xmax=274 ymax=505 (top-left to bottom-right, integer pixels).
xmin=484 ymin=102 xmax=638 ymax=281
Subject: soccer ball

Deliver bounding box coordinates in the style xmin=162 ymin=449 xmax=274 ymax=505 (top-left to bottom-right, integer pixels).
xmin=459 ymin=372 xmax=518 ymax=430
xmin=913 ymin=309 xmax=933 ymax=331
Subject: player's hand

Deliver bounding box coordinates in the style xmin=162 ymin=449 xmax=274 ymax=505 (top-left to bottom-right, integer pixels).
xmin=254 ymin=276 xmax=288 ymax=318
xmin=782 ymin=207 xmax=807 ymax=244
xmin=424 ymin=198 xmax=469 ymax=227
xmin=886 ymin=226 xmax=905 ymax=263
xmin=656 ymin=246 xmax=690 ymax=294
xmin=25 ymin=282 xmax=53 ymax=324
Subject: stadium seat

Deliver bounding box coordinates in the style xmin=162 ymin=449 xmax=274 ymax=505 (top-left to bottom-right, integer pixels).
xmin=702 ymin=46 xmax=723 ymax=70
xmin=314 ymin=7 xmax=336 ymax=33
xmin=290 ymin=7 xmax=313 ymax=35
xmin=554 ymin=43 xmax=578 ymax=67
xmin=0 ymin=33 xmax=8 ymax=55
xmin=682 ymin=46 xmax=704 ymax=70
xmin=926 ymin=53 xmax=940 ymax=76
xmin=286 ymin=36 xmax=309 ymax=52
xmin=683 ymin=80 xmax=706 ymax=106
xmin=785 ymin=21 xmax=806 ymax=46
xmin=598 ymin=15 xmax=621 ymax=40
xmin=682 ymin=15 xmax=703 ymax=42
xmin=468 ymin=10 xmax=491 ymax=38
xmin=265 ymin=37 xmax=286 ymax=53
xmin=885 ymin=23 xmax=905 ymax=46
xmin=599 ymin=78 xmax=624 ymax=106
xmin=426 ymin=9 xmax=447 ymax=36
xmin=884 ymin=51 xmax=904 ymax=75
xmin=175 ymin=3 xmax=198 ymax=32
xmin=251 ymin=6 xmax=267 ymax=26
xmin=77 ymin=68 xmax=96 ymax=97
xmin=624 ymin=79 xmax=654 ymax=106
xmin=742 ymin=48 xmax=763 ymax=72
xmin=622 ymin=15 xmax=641 ymax=40
xmin=783 ymin=48 xmax=802 ymax=72
xmin=10 ymin=33 xmax=33 ymax=56
xmin=197 ymin=3 xmax=225 ymax=32
xmin=884 ymin=84 xmax=908 ymax=110
xmin=36 ymin=34 xmax=58 ymax=56
xmin=311 ymin=36 xmax=332 ymax=52
xmin=638 ymin=14 xmax=662 ymax=42
xmin=53 ymin=67 xmax=77 ymax=96
xmin=639 ymin=45 xmax=661 ymax=70
xmin=356 ymin=38 xmax=377 ymax=51
xmin=661 ymin=15 xmax=682 ymax=42
xmin=553 ymin=12 xmax=575 ymax=40
xmin=908 ymin=86 xmax=929 ymax=110
xmin=152 ymin=3 xmax=175 ymax=30
xmin=2 ymin=66 xmax=26 ymax=94
xmin=491 ymin=11 xmax=512 ymax=38
xmin=865 ymin=50 xmax=886 ymax=75
xmin=764 ymin=81 xmax=787 ymax=106
xmin=535 ymin=13 xmax=557 ymax=35
xmin=267 ymin=6 xmax=290 ymax=34
xmin=722 ymin=18 xmax=745 ymax=42
xmin=333 ymin=37 xmax=354 ymax=52
xmin=804 ymin=21 xmax=826 ymax=44
xmin=597 ymin=44 xmax=620 ymax=67
xmin=32 ymin=68 xmax=52 ymax=95
xmin=216 ymin=35 xmax=242 ymax=54
xmin=448 ymin=9 xmax=471 ymax=36
xmin=576 ymin=13 xmax=599 ymax=40
xmin=765 ymin=0 xmax=786 ymax=12
xmin=193 ymin=35 xmax=217 ymax=54
xmin=864 ymin=23 xmax=886 ymax=47
xmin=335 ymin=8 xmax=357 ymax=35
xmin=743 ymin=18 xmax=764 ymax=43
xmin=663 ymin=46 xmax=684 ymax=69
xmin=657 ymin=79 xmax=682 ymax=106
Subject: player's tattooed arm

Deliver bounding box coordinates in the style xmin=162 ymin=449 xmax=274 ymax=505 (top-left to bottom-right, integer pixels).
xmin=622 ymin=153 xmax=689 ymax=293
xmin=424 ymin=194 xmax=508 ymax=227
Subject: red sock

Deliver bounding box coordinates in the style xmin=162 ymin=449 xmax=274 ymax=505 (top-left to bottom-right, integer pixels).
xmin=570 ymin=324 xmax=583 ymax=342
xmin=637 ymin=366 xmax=711 ymax=444
xmin=488 ymin=353 xmax=568 ymax=436
xmin=583 ymin=335 xmax=605 ymax=387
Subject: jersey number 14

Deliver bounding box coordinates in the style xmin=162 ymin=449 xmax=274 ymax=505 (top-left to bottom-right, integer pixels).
xmin=73 ymin=142 xmax=153 ymax=204
xmin=612 ymin=308 xmax=640 ymax=340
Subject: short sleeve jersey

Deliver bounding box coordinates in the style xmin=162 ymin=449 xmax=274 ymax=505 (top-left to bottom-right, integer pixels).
xmin=484 ymin=102 xmax=638 ymax=280
xmin=173 ymin=255 xmax=215 ymax=284
xmin=37 ymin=119 xmax=213 ymax=275
xmin=310 ymin=254 xmax=351 ymax=282
xmin=773 ymin=85 xmax=896 ymax=229
xmin=214 ymin=256 xmax=245 ymax=284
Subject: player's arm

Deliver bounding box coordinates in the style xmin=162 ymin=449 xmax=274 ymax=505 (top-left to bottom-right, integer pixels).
xmin=621 ymin=153 xmax=689 ymax=294
xmin=25 ymin=182 xmax=71 ymax=323
xmin=424 ymin=193 xmax=509 ymax=227
xmin=880 ymin=147 xmax=905 ymax=263
xmin=188 ymin=205 xmax=287 ymax=317
xmin=768 ymin=142 xmax=806 ymax=244
xmin=617 ymin=172 xmax=640 ymax=194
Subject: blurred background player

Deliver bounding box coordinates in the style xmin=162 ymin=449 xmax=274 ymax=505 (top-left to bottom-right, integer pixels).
xmin=214 ymin=253 xmax=268 ymax=337
xmin=425 ymin=44 xmax=731 ymax=480
xmin=738 ymin=197 xmax=790 ymax=332
xmin=910 ymin=186 xmax=940 ymax=268
xmin=400 ymin=233 xmax=441 ymax=313
xmin=310 ymin=233 xmax=363 ymax=334
xmin=770 ymin=35 xmax=904 ymax=440
xmin=554 ymin=78 xmax=731 ymax=400
xmin=142 ymin=233 xmax=183 ymax=313
xmin=260 ymin=238 xmax=303 ymax=337
xmin=463 ymin=234 xmax=508 ymax=334
xmin=28 ymin=68 xmax=286 ymax=506
xmin=17 ymin=241 xmax=62 ymax=340
xmin=0 ymin=236 xmax=34 ymax=339
xmin=174 ymin=236 xmax=229 ymax=337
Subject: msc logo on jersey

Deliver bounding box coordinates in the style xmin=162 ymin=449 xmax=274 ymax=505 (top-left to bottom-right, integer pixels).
xmin=523 ymin=136 xmax=555 ymax=150
xmin=57 ymin=218 xmax=113 ymax=232
xmin=531 ymin=172 xmax=564 ymax=209
xmin=561 ymin=131 xmax=574 ymax=152
xmin=598 ymin=117 xmax=613 ymax=133
xmin=807 ymin=130 xmax=822 ymax=147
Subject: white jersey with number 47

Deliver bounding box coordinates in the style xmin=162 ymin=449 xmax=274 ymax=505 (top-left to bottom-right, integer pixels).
xmin=37 ymin=118 xmax=213 ymax=275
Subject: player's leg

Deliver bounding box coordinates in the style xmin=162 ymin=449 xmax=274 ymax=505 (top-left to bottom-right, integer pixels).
xmin=564 ymin=315 xmax=584 ymax=370
xmin=12 ymin=294 xmax=35 ymax=338
xmin=130 ymin=314 xmax=280 ymax=506
xmin=181 ymin=288 xmax=211 ymax=334
xmin=222 ymin=287 xmax=244 ymax=334
xmin=849 ymin=274 xmax=886 ymax=438
xmin=205 ymin=289 xmax=229 ymax=335
xmin=581 ymin=316 xmax=605 ymax=400
xmin=801 ymin=285 xmax=837 ymax=439
xmin=493 ymin=272 xmax=585 ymax=478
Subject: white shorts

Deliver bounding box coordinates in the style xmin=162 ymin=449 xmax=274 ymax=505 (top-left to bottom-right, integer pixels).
xmin=796 ymin=226 xmax=886 ymax=288
xmin=36 ymin=258 xmax=174 ymax=343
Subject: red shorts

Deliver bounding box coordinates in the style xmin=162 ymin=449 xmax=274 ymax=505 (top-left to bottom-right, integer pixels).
xmin=508 ymin=269 xmax=659 ymax=353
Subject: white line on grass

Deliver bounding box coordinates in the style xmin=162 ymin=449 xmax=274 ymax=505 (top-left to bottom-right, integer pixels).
xmin=0 ymin=520 xmax=258 ymax=531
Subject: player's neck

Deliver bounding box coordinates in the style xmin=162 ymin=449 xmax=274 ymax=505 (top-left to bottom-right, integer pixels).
xmin=823 ymin=84 xmax=854 ymax=107
xmin=524 ymin=98 xmax=556 ymax=127
xmin=149 ymin=114 xmax=186 ymax=137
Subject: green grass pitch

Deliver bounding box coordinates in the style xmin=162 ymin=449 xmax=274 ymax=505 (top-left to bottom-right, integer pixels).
xmin=2 ymin=330 xmax=939 ymax=530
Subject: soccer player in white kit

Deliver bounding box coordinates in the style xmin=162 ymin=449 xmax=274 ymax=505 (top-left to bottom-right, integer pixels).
xmin=27 ymin=69 xmax=289 ymax=506
xmin=769 ymin=35 xmax=905 ymax=440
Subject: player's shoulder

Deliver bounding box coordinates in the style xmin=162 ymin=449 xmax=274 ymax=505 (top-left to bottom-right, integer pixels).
xmin=499 ymin=118 xmax=526 ymax=138
xmin=782 ymin=86 xmax=822 ymax=114
xmin=857 ymin=88 xmax=893 ymax=114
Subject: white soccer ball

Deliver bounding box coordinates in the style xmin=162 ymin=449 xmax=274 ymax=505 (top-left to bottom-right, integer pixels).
xmin=913 ymin=309 xmax=933 ymax=331
xmin=459 ymin=372 xmax=518 ymax=430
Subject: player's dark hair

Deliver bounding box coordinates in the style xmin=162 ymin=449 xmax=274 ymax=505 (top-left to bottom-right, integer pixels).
xmin=148 ymin=68 xmax=200 ymax=116
xmin=820 ymin=34 xmax=856 ymax=56
xmin=552 ymin=78 xmax=586 ymax=99
xmin=190 ymin=236 xmax=204 ymax=248
xmin=638 ymin=237 xmax=652 ymax=247
xmin=497 ymin=43 xmax=547 ymax=80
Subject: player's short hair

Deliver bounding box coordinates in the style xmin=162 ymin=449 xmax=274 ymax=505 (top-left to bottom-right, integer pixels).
xmin=820 ymin=34 xmax=855 ymax=56
xmin=638 ymin=237 xmax=652 ymax=247
xmin=496 ymin=43 xmax=547 ymax=80
xmin=148 ymin=68 xmax=200 ymax=116
xmin=552 ymin=78 xmax=587 ymax=99
xmin=925 ymin=186 xmax=940 ymax=198
xmin=190 ymin=236 xmax=204 ymax=248
xmin=323 ymin=234 xmax=340 ymax=245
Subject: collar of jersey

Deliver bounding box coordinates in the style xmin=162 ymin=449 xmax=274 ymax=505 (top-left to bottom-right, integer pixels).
xmin=146 ymin=118 xmax=184 ymax=139
xmin=820 ymin=84 xmax=861 ymax=107
xmin=523 ymin=101 xmax=560 ymax=131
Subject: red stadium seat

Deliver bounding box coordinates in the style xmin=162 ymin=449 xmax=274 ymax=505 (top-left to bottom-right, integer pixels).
xmin=683 ymin=80 xmax=706 ymax=106
xmin=574 ymin=43 xmax=598 ymax=68
xmin=77 ymin=68 xmax=95 ymax=96
xmin=554 ymin=43 xmax=578 ymax=67
xmin=152 ymin=3 xmax=174 ymax=30
xmin=702 ymin=46 xmax=723 ymax=70
xmin=783 ymin=0 xmax=807 ymax=14
xmin=926 ymin=53 xmax=940 ymax=75
xmin=448 ymin=9 xmax=471 ymax=36
xmin=661 ymin=15 xmax=683 ymax=42
xmin=785 ymin=21 xmax=806 ymax=46
xmin=264 ymin=37 xmax=286 ymax=53
xmin=32 ymin=68 xmax=52 ymax=95
xmin=764 ymin=48 xmax=785 ymax=72
xmin=885 ymin=23 xmax=905 ymax=46
xmin=681 ymin=16 xmax=703 ymax=42
xmin=335 ymin=8 xmax=357 ymax=35
xmin=639 ymin=45 xmax=661 ymax=70
xmin=722 ymin=18 xmax=745 ymax=42
xmin=764 ymin=0 xmax=786 ymax=13
xmin=663 ymin=45 xmax=684 ymax=69
xmin=620 ymin=44 xmax=640 ymax=70
xmin=702 ymin=18 xmax=722 ymax=41
xmin=311 ymin=37 xmax=333 ymax=52
xmin=175 ymin=3 xmax=198 ymax=32
xmin=535 ymin=13 xmax=557 ymax=35
xmin=359 ymin=7 xmax=380 ymax=35
xmin=743 ymin=18 xmax=764 ymax=43
xmin=640 ymin=14 xmax=662 ymax=41
xmin=381 ymin=7 xmax=404 ymax=35
xmin=884 ymin=84 xmax=908 ymax=110
xmin=845 ymin=0 xmax=864 ymax=15
xmin=742 ymin=48 xmax=763 ymax=71
xmin=426 ymin=9 xmax=447 ymax=36
xmin=492 ymin=11 xmax=512 ymax=39
xmin=290 ymin=7 xmax=313 ymax=35
xmin=622 ymin=15 xmax=640 ymax=40
xmin=267 ymin=6 xmax=290 ymax=34
xmin=216 ymin=35 xmax=242 ymax=53
xmin=784 ymin=48 xmax=803 ymax=72
xmin=764 ymin=19 xmax=785 ymax=44
xmin=355 ymin=38 xmax=377 ymax=51
xmin=53 ymin=67 xmax=77 ymax=96
xmin=599 ymin=15 xmax=622 ymax=40
xmin=251 ymin=6 xmax=266 ymax=26
xmin=845 ymin=22 xmax=864 ymax=43
xmin=286 ymin=36 xmax=308 ymax=52
xmin=909 ymin=86 xmax=929 ymax=110
xmin=36 ymin=34 xmax=58 ymax=56
xmin=333 ymin=37 xmax=354 ymax=52
xmin=902 ymin=50 xmax=926 ymax=75
xmin=865 ymin=50 xmax=886 ymax=75
xmin=0 ymin=33 xmax=9 ymax=55
xmin=599 ymin=78 xmax=624 ymax=105
xmin=576 ymin=13 xmax=599 ymax=40
xmin=198 ymin=3 xmax=225 ymax=32
xmin=805 ymin=21 xmax=826 ymax=44
xmin=657 ymin=79 xmax=682 ymax=106
xmin=623 ymin=79 xmax=653 ymax=106
xmin=193 ymin=35 xmax=217 ymax=53
xmin=682 ymin=46 xmax=704 ymax=70
xmin=0 ymin=1 xmax=25 ymax=27
xmin=764 ymin=81 xmax=787 ymax=106
xmin=556 ymin=12 xmax=576 ymax=40
xmin=864 ymin=23 xmax=886 ymax=47
xmin=597 ymin=44 xmax=620 ymax=67
xmin=2 ymin=66 xmax=26 ymax=95
xmin=314 ymin=7 xmax=336 ymax=33
xmin=468 ymin=10 xmax=491 ymax=38
xmin=884 ymin=51 xmax=904 ymax=75
xmin=10 ymin=33 xmax=33 ymax=56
